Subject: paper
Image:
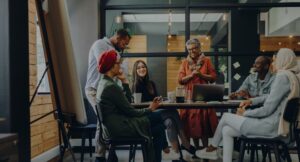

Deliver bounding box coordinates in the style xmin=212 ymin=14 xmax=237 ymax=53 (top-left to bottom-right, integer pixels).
xmin=224 ymin=83 xmax=229 ymax=88
xmin=220 ymin=65 xmax=227 ymax=72
xmin=234 ymin=74 xmax=241 ymax=80
xmin=233 ymin=62 xmax=240 ymax=69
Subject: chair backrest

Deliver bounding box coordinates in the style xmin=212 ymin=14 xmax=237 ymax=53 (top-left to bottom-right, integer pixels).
xmin=84 ymin=98 xmax=97 ymax=124
xmin=283 ymin=98 xmax=300 ymax=123
xmin=95 ymin=104 xmax=110 ymax=140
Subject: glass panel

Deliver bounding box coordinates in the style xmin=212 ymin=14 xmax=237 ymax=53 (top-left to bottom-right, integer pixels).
xmin=190 ymin=10 xmax=229 ymax=52
xmin=259 ymin=7 xmax=300 ymax=52
xmin=106 ymin=9 xmax=186 ymax=53
xmin=122 ymin=56 xmax=229 ymax=97
xmin=106 ymin=0 xmax=185 ymax=6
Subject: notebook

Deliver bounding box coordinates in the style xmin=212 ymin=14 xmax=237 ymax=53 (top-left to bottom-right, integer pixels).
xmin=192 ymin=84 xmax=225 ymax=101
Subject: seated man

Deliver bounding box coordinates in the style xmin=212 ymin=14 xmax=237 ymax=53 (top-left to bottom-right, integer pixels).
xmin=230 ymin=56 xmax=275 ymax=99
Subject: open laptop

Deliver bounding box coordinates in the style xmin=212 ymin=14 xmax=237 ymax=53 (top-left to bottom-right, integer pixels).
xmin=192 ymin=84 xmax=225 ymax=101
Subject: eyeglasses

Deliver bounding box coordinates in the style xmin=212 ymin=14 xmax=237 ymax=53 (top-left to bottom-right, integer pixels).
xmin=187 ymin=46 xmax=200 ymax=52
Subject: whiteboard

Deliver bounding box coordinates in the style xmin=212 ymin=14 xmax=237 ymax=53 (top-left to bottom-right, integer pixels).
xmin=37 ymin=0 xmax=87 ymax=124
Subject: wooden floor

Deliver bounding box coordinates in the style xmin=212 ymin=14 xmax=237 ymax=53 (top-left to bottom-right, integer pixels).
xmin=62 ymin=149 xmax=300 ymax=162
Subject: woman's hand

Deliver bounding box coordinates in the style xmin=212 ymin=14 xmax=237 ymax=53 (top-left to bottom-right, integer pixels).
xmin=239 ymin=100 xmax=252 ymax=108
xmin=236 ymin=107 xmax=246 ymax=116
xmin=149 ymin=96 xmax=162 ymax=111
xmin=117 ymin=69 xmax=128 ymax=84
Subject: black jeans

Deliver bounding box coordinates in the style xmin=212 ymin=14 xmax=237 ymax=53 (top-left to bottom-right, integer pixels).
xmin=147 ymin=111 xmax=168 ymax=162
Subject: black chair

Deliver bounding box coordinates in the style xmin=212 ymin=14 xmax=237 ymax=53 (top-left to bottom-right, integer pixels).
xmin=66 ymin=98 xmax=97 ymax=162
xmin=238 ymin=98 xmax=300 ymax=162
xmin=95 ymin=104 xmax=148 ymax=162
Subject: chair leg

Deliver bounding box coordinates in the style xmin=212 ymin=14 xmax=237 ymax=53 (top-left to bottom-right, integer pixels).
xmin=267 ymin=146 xmax=272 ymax=162
xmin=295 ymin=131 xmax=300 ymax=162
xmin=81 ymin=135 xmax=86 ymax=162
xmin=250 ymin=144 xmax=255 ymax=162
xmin=107 ymin=145 xmax=116 ymax=162
xmin=273 ymin=144 xmax=281 ymax=162
xmin=281 ymin=144 xmax=291 ymax=162
xmin=238 ymin=140 xmax=246 ymax=162
xmin=128 ymin=144 xmax=134 ymax=162
xmin=88 ymin=133 xmax=93 ymax=158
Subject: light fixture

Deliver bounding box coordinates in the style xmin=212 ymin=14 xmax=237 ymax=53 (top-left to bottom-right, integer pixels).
xmin=297 ymin=42 xmax=300 ymax=45
xmin=222 ymin=14 xmax=227 ymax=21
xmin=205 ymin=36 xmax=209 ymax=40
xmin=167 ymin=0 xmax=172 ymax=39
xmin=289 ymin=35 xmax=293 ymax=38
xmin=278 ymin=42 xmax=282 ymax=46
xmin=115 ymin=16 xmax=122 ymax=24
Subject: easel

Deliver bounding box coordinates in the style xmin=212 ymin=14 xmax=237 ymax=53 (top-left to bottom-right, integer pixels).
xmin=29 ymin=0 xmax=77 ymax=161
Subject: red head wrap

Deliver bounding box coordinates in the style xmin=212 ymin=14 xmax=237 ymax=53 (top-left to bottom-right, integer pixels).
xmin=98 ymin=50 xmax=118 ymax=74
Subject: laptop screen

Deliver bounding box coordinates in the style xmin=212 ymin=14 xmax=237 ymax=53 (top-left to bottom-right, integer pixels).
xmin=192 ymin=84 xmax=225 ymax=101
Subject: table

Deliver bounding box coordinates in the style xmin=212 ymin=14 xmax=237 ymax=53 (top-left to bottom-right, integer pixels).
xmin=132 ymin=101 xmax=241 ymax=162
xmin=132 ymin=101 xmax=241 ymax=109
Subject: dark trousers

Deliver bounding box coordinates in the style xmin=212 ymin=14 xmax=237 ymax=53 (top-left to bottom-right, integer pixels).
xmin=147 ymin=111 xmax=168 ymax=162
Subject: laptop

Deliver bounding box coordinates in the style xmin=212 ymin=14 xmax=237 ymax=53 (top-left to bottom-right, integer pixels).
xmin=192 ymin=84 xmax=225 ymax=101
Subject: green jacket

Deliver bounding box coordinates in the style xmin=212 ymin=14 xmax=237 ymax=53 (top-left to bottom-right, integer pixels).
xmin=96 ymin=75 xmax=155 ymax=162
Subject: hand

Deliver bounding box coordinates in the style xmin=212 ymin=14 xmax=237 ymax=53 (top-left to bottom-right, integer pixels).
xmin=117 ymin=70 xmax=128 ymax=84
xmin=239 ymin=100 xmax=252 ymax=108
xmin=192 ymin=70 xmax=202 ymax=78
xmin=229 ymin=92 xmax=238 ymax=100
xmin=236 ymin=107 xmax=246 ymax=116
xmin=238 ymin=90 xmax=251 ymax=99
xmin=149 ymin=96 xmax=162 ymax=111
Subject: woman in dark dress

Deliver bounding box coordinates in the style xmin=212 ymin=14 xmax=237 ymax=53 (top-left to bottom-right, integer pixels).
xmin=132 ymin=60 xmax=196 ymax=155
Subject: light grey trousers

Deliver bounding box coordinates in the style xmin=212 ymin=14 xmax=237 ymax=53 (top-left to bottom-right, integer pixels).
xmin=211 ymin=113 xmax=246 ymax=162
xmin=85 ymin=87 xmax=106 ymax=157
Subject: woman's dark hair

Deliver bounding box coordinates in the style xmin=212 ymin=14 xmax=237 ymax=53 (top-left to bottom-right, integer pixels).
xmin=132 ymin=60 xmax=155 ymax=95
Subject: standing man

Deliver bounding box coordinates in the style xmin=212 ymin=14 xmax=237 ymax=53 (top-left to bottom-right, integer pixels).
xmin=229 ymin=56 xmax=275 ymax=99
xmin=85 ymin=29 xmax=131 ymax=162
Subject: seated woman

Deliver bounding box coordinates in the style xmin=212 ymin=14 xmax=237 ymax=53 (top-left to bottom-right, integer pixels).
xmin=131 ymin=60 xmax=196 ymax=155
xmin=199 ymin=48 xmax=300 ymax=162
xmin=96 ymin=50 xmax=167 ymax=162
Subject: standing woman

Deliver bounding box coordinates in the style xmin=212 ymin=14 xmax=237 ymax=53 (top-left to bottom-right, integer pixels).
xmin=178 ymin=38 xmax=219 ymax=149
xmin=132 ymin=60 xmax=196 ymax=154
xmin=96 ymin=50 xmax=165 ymax=162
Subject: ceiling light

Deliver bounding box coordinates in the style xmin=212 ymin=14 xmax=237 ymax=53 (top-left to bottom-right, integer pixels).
xmin=278 ymin=42 xmax=282 ymax=45
xmin=115 ymin=16 xmax=122 ymax=24
xmin=289 ymin=35 xmax=293 ymax=38
xmin=297 ymin=42 xmax=300 ymax=45
xmin=222 ymin=14 xmax=226 ymax=21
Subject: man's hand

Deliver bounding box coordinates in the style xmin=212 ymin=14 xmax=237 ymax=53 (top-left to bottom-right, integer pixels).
xmin=239 ymin=100 xmax=252 ymax=108
xmin=229 ymin=92 xmax=238 ymax=99
xmin=149 ymin=96 xmax=162 ymax=111
xmin=238 ymin=90 xmax=251 ymax=99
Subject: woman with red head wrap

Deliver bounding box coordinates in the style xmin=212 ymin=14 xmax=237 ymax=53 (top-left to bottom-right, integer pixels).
xmin=95 ymin=50 xmax=167 ymax=162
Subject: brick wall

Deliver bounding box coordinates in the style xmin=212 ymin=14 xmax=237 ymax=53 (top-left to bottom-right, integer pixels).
xmin=28 ymin=0 xmax=59 ymax=158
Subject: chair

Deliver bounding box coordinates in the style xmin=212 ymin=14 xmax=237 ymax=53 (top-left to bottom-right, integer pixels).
xmin=66 ymin=98 xmax=97 ymax=162
xmin=95 ymin=104 xmax=148 ymax=162
xmin=238 ymin=98 xmax=300 ymax=162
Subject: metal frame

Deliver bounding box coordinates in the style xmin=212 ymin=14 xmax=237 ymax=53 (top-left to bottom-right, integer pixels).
xmin=99 ymin=0 xmax=300 ymax=57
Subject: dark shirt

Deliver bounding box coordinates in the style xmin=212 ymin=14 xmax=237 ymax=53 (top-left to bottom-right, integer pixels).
xmin=134 ymin=81 xmax=158 ymax=102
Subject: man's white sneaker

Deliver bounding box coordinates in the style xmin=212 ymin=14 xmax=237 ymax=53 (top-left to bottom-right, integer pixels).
xmin=198 ymin=148 xmax=218 ymax=160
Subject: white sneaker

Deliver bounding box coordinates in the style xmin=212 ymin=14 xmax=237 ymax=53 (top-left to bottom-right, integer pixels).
xmin=198 ymin=148 xmax=218 ymax=160
xmin=217 ymin=148 xmax=240 ymax=160
xmin=162 ymin=149 xmax=180 ymax=160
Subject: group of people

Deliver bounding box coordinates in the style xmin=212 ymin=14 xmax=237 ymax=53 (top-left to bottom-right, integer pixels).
xmin=85 ymin=28 xmax=300 ymax=162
